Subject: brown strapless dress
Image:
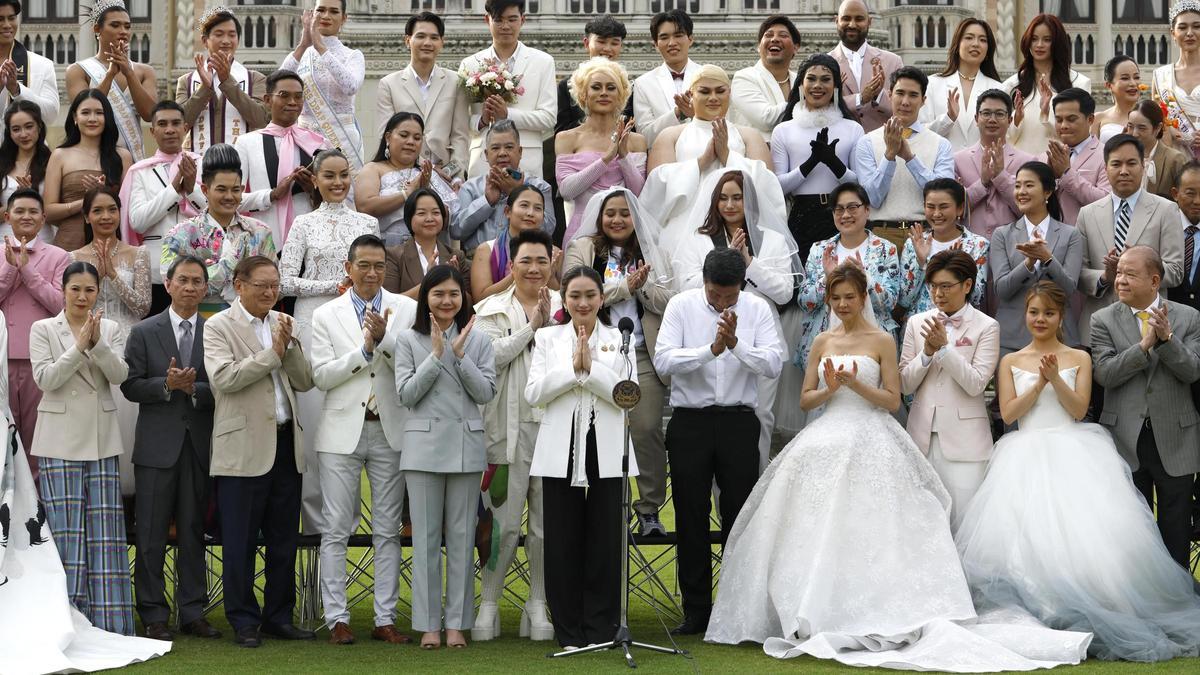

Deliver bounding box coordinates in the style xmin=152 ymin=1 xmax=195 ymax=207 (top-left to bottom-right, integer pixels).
xmin=54 ymin=169 xmax=106 ymax=251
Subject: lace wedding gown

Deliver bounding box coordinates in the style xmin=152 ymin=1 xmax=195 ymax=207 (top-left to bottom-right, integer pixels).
xmin=957 ymin=366 xmax=1200 ymax=662
xmin=705 ymin=355 xmax=1092 ymax=671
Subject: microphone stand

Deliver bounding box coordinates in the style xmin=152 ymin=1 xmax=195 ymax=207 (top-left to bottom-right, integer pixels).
xmin=550 ymin=335 xmax=687 ymax=667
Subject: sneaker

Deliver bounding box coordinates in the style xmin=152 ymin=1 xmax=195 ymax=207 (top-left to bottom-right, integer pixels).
xmin=637 ymin=512 xmax=667 ymax=537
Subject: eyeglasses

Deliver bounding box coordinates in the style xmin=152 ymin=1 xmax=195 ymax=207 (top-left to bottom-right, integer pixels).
xmin=272 ymin=92 xmax=305 ymax=103
xmin=929 ymin=280 xmax=965 ymax=294
xmin=977 ymin=110 xmax=1010 ymax=120
xmin=832 ymin=203 xmax=864 ymax=215
xmin=246 ymin=281 xmax=280 ymax=292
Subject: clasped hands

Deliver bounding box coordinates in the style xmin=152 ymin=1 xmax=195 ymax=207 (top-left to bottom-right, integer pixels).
xmin=709 ymin=309 xmax=739 ymax=356
xmin=1139 ymin=303 xmax=1172 ymax=352
xmin=165 ymin=356 xmax=197 ymax=395
xmin=801 ymin=127 xmax=846 ymax=177
xmin=821 ymin=357 xmax=859 ymax=392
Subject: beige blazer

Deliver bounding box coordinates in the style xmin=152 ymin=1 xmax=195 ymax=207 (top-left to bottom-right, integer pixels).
xmin=1075 ymin=191 xmax=1185 ymax=346
xmin=204 ymin=299 xmax=315 ymax=477
xmin=375 ymin=65 xmax=471 ymax=176
xmin=899 ymin=305 xmax=1000 ymax=462
xmin=29 ymin=314 xmax=128 ymax=461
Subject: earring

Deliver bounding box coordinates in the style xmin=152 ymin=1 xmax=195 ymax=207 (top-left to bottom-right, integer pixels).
xmin=384 ymin=146 xmax=390 ymax=160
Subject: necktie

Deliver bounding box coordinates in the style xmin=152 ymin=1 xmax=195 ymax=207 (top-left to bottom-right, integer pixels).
xmin=1186 ymin=225 xmax=1198 ymax=283
xmin=179 ymin=320 xmax=193 ymax=369
xmin=936 ymin=312 xmax=963 ymax=328
xmin=670 ymin=70 xmax=685 ymax=80
xmin=1136 ymin=310 xmax=1151 ymax=337
xmin=1114 ymin=199 xmax=1131 ymax=251
xmin=901 ymin=127 xmax=914 ymax=140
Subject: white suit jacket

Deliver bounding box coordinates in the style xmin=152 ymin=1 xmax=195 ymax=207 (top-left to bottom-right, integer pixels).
xmin=729 ymin=60 xmax=794 ymax=145
xmin=899 ymin=305 xmax=1000 ymax=462
xmin=375 ymin=64 xmax=471 ymax=176
xmin=633 ymin=60 xmax=700 ymax=148
xmin=311 ymin=288 xmax=417 ymax=455
xmin=0 ymin=50 xmax=59 ymax=125
xmin=125 ymin=163 xmax=207 ymax=283
xmin=526 ymin=322 xmax=638 ymax=480
xmin=235 ymin=129 xmax=319 ymax=246
xmin=918 ymin=72 xmax=1005 ymax=151
xmin=460 ymin=43 xmax=556 ymax=178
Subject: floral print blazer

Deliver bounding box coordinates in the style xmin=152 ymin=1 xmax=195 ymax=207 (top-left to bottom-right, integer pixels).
xmin=897 ymin=228 xmax=989 ymax=318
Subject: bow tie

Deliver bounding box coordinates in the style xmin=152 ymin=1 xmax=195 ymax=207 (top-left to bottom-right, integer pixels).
xmin=670 ymin=70 xmax=686 ymax=80
xmin=936 ymin=312 xmax=963 ymax=328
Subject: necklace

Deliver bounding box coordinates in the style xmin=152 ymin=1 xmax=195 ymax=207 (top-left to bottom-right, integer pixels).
xmin=775 ymin=75 xmax=790 ymax=85
xmin=960 ymin=72 xmax=977 ymax=81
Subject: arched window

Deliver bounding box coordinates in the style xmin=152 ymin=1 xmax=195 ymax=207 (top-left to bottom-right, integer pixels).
xmin=67 ymin=35 xmax=76 ymax=64
xmin=1073 ymin=35 xmax=1083 ymax=64
xmin=141 ymin=35 xmax=150 ymax=63
xmin=937 ymin=16 xmax=947 ymax=48
xmin=1085 ymin=35 xmax=1094 ymax=64
xmin=925 ymin=16 xmax=935 ymax=47
xmin=915 ymin=17 xmax=924 ymax=48
xmin=1160 ymin=36 xmax=1169 ymax=64
xmin=268 ymin=17 xmax=277 ymax=48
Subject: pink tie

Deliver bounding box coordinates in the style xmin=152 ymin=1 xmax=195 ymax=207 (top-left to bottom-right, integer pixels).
xmin=259 ymin=123 xmax=326 ymax=241
xmin=937 ymin=312 xmax=963 ymax=328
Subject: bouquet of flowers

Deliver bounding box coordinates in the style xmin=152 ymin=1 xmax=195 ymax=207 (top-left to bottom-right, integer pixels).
xmin=458 ymin=57 xmax=525 ymax=104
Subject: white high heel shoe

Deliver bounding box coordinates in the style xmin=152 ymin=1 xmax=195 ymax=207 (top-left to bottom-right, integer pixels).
xmin=472 ymin=601 xmax=500 ymax=641
xmin=520 ymin=601 xmax=555 ymax=641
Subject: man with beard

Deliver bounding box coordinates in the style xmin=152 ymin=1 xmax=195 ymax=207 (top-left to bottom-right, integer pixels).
xmin=828 ymin=0 xmax=902 ymax=133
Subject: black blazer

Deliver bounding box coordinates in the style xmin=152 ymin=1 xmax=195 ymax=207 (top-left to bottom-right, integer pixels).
xmin=120 ymin=309 xmax=215 ymax=469
xmin=1168 ymin=262 xmax=1200 ymax=409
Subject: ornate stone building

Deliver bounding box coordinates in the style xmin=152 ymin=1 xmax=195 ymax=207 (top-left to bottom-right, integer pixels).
xmin=15 ymin=1 xmax=1180 ymax=134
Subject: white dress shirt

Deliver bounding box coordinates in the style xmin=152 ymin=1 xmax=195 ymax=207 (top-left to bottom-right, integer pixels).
xmin=838 ymin=42 xmax=881 ymax=109
xmin=236 ymin=302 xmax=292 ymax=423
xmin=652 ymin=287 xmax=784 ymax=409
xmin=1112 ymin=189 xmax=1143 ymax=218
xmin=1024 ymin=214 xmax=1051 ymax=273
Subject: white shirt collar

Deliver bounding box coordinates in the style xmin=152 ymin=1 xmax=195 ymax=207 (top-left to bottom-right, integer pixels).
xmin=1112 ymin=189 xmax=1143 ymax=214
xmin=840 ymin=41 xmax=870 ymax=60
xmin=168 ymin=306 xmax=196 ymax=330
xmin=1024 ymin=214 xmax=1050 ymax=238
xmin=1182 ymin=209 xmax=1200 ymax=230
xmin=235 ymin=300 xmax=268 ymax=327
xmin=1130 ymin=295 xmax=1162 ymax=316
xmin=486 ymin=42 xmax=522 ymax=68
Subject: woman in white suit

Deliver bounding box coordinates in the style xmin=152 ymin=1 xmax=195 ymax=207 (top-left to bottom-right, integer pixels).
xmin=28 ymin=261 xmax=133 ymax=635
xmin=394 ymin=264 xmax=496 ymax=650
xmin=919 ymin=18 xmax=1004 ymax=152
xmin=526 ymin=265 xmax=637 ymax=649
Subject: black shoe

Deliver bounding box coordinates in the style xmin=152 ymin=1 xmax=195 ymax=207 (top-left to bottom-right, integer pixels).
xmin=261 ymin=622 xmax=316 ymax=640
xmin=234 ymin=626 xmax=261 ymax=648
xmin=144 ymin=621 xmax=173 ymax=641
xmin=637 ymin=512 xmax=667 ymax=537
xmin=670 ymin=613 xmax=709 ymax=636
xmin=181 ymin=617 xmax=222 ymax=639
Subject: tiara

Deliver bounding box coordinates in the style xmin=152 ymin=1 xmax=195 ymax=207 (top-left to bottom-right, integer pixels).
xmin=198 ymin=4 xmax=235 ymax=32
xmin=1171 ymin=0 xmax=1200 ymax=23
xmin=83 ymin=0 xmax=126 ymax=26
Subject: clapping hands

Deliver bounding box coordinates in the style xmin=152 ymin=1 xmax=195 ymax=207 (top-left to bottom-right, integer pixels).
xmin=165 ymin=356 xmax=197 ymax=395
xmin=362 ymin=307 xmax=390 ymax=353
xmin=710 ymin=309 xmax=738 ymax=356
xmin=822 ymin=357 xmax=858 ymax=392
xmin=921 ymin=317 xmax=948 ymax=356
xmin=1037 ymin=352 xmax=1061 ymax=387
xmin=74 ymin=310 xmax=103 ymax=353
xmin=272 ymin=314 xmax=294 ymax=359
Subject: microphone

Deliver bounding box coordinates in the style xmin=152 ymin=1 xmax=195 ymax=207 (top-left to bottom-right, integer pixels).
xmin=617 ymin=317 xmax=634 ymax=354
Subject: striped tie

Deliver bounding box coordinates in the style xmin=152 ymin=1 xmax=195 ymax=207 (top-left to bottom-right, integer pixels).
xmin=1114 ymin=199 xmax=1131 ymax=251
xmin=1186 ymin=225 xmax=1198 ymax=284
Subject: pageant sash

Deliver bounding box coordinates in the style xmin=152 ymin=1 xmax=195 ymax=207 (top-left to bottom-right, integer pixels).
xmin=118 ymin=150 xmax=201 ymax=245
xmin=296 ymin=47 xmax=364 ymax=171
xmin=186 ymin=59 xmax=250 ymax=154
xmin=80 ymin=57 xmax=144 ymax=161
xmin=9 ymin=41 xmax=29 ymax=87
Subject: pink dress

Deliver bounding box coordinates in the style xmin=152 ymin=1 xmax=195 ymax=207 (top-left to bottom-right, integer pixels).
xmin=556 ymin=151 xmax=646 ymax=246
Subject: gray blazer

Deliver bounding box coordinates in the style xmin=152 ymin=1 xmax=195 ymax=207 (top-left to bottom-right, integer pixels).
xmin=989 ymin=218 xmax=1083 ymax=349
xmin=394 ymin=325 xmax=497 ymax=473
xmin=1091 ymin=299 xmax=1200 ymax=476
xmin=121 ymin=310 xmax=214 ymax=470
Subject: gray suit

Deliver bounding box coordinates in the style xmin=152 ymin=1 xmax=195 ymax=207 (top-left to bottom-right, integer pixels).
xmin=394 ymin=325 xmax=496 ymax=632
xmin=121 ymin=309 xmax=214 ymax=627
xmin=990 ymin=218 xmax=1083 ymax=350
xmin=1091 ymin=299 xmax=1200 ymax=565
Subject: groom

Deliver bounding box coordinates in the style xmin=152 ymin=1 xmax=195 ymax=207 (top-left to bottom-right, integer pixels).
xmin=1091 ymin=246 xmax=1200 ymax=567
xmin=899 ymin=250 xmax=999 ymax=527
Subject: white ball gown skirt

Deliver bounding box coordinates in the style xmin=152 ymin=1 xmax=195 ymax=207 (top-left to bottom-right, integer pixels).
xmin=957 ymin=367 xmax=1200 ymax=662
xmin=705 ymin=355 xmax=1092 ymax=671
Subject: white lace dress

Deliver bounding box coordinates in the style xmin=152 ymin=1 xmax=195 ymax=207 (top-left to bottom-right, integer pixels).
xmin=957 ymin=367 xmax=1200 ymax=662
xmin=71 ymin=245 xmax=151 ymax=496
xmin=706 ymin=354 xmax=1093 ymax=671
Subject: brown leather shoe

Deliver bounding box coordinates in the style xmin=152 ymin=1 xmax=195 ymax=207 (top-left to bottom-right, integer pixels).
xmin=144 ymin=622 xmax=173 ymax=641
xmin=371 ymin=624 xmax=412 ymax=644
xmin=180 ymin=618 xmax=222 ymax=639
xmin=328 ymin=622 xmax=355 ymax=645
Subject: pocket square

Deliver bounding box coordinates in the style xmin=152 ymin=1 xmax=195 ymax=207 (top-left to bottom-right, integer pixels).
xmin=955 ymin=336 xmax=973 ymax=347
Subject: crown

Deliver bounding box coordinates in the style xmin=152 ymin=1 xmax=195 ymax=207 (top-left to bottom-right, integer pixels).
xmin=83 ymin=0 xmax=126 ymax=26
xmin=198 ymin=5 xmax=235 ymax=32
xmin=1171 ymin=0 xmax=1200 ymax=23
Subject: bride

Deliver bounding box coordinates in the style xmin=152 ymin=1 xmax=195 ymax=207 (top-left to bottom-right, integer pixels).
xmin=705 ymin=263 xmax=1092 ymax=670
xmin=957 ymin=281 xmax=1200 ymax=662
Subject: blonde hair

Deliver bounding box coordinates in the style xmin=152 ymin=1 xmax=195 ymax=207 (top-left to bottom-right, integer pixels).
xmin=569 ymin=57 xmax=633 ymax=114
xmin=686 ymin=64 xmax=731 ymax=91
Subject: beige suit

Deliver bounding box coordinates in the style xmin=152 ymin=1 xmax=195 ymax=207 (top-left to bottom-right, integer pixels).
xmin=204 ymin=299 xmax=315 ymax=477
xmin=375 ymin=65 xmax=471 ymax=177
xmin=29 ymin=314 xmax=128 ymax=461
xmin=1075 ymin=191 xmax=1185 ymax=346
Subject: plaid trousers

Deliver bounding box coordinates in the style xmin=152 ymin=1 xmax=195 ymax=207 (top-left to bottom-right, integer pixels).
xmin=38 ymin=455 xmax=136 ymax=635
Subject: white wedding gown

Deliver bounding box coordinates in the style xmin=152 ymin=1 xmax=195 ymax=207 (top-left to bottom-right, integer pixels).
xmin=705 ymin=355 xmax=1092 ymax=671
xmin=957 ymin=366 xmax=1200 ymax=662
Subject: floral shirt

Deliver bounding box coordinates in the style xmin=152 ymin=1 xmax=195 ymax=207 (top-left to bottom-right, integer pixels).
xmin=161 ymin=211 xmax=276 ymax=304
xmin=796 ymin=232 xmax=900 ymax=367
xmin=898 ymin=229 xmax=989 ymax=318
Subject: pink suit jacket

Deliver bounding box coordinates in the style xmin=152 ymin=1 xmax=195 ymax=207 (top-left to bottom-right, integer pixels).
xmin=828 ymin=44 xmax=903 ymax=134
xmin=955 ymin=142 xmax=1034 ymax=240
xmin=1038 ymin=136 xmax=1110 ymax=226
xmin=0 ymin=239 xmax=70 ymax=359
xmin=899 ymin=304 xmax=1000 ymax=462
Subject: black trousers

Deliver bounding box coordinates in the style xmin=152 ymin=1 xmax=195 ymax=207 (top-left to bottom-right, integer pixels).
xmin=1132 ymin=421 xmax=1196 ymax=569
xmin=215 ymin=427 xmax=301 ymax=631
xmin=133 ymin=434 xmax=209 ymax=626
xmin=666 ymin=407 xmax=760 ymax=618
xmin=788 ymin=195 xmax=836 ymax=266
xmin=542 ymin=424 xmax=623 ymax=648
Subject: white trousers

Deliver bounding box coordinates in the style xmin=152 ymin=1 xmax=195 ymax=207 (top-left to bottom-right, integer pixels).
xmin=479 ymin=422 xmax=545 ymax=605
xmin=928 ymin=433 xmax=988 ymax=530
